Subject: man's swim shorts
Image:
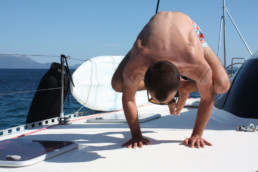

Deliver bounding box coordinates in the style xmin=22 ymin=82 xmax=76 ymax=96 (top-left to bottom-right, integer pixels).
xmin=192 ymin=21 xmax=208 ymax=47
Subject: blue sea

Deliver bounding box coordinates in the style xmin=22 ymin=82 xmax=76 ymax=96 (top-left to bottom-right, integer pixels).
xmin=0 ymin=69 xmax=95 ymax=130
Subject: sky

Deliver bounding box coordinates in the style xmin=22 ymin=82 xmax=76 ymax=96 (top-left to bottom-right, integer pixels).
xmin=0 ymin=0 xmax=257 ymax=66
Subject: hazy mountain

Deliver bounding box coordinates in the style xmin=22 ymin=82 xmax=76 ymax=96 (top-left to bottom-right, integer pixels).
xmin=0 ymin=55 xmax=80 ymax=69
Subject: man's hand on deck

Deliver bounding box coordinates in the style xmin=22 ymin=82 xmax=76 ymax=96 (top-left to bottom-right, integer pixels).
xmin=122 ymin=136 xmax=150 ymax=148
xmin=184 ymin=135 xmax=212 ymax=148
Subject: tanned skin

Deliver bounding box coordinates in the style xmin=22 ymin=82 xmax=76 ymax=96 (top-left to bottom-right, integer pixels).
xmin=112 ymin=11 xmax=230 ymax=148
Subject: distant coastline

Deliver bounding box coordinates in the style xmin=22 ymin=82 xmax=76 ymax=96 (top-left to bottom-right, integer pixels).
xmin=0 ymin=55 xmax=80 ymax=69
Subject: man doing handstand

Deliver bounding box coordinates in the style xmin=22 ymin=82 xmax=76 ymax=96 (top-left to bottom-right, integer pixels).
xmin=111 ymin=11 xmax=230 ymax=148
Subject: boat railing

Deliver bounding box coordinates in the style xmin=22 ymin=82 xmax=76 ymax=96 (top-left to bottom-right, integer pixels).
xmin=226 ymin=57 xmax=246 ymax=78
xmin=0 ymin=110 xmax=95 ymax=137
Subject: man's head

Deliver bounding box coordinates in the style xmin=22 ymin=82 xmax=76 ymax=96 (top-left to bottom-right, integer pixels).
xmin=144 ymin=61 xmax=180 ymax=102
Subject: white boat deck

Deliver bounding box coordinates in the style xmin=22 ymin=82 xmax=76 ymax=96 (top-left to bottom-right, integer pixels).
xmin=1 ymin=99 xmax=258 ymax=172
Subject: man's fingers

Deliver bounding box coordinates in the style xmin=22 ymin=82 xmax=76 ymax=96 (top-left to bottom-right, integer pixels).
xmin=200 ymin=139 xmax=205 ymax=148
xmin=196 ymin=140 xmax=201 ymax=148
xmin=169 ymin=103 xmax=176 ymax=115
xmin=175 ymin=99 xmax=186 ymax=115
xmin=204 ymin=139 xmax=212 ymax=146
xmin=122 ymin=139 xmax=134 ymax=148
xmin=184 ymin=138 xmax=189 ymax=145
xmin=133 ymin=142 xmax=138 ymax=149
xmin=122 ymin=137 xmax=150 ymax=149
xmin=184 ymin=137 xmax=196 ymax=148
xmin=122 ymin=140 xmax=130 ymax=147
xmin=184 ymin=137 xmax=212 ymax=148
xmin=138 ymin=141 xmax=143 ymax=148
xmin=143 ymin=139 xmax=150 ymax=145
xmin=190 ymin=141 xmax=195 ymax=148
xmin=175 ymin=105 xmax=183 ymax=116
xmin=175 ymin=93 xmax=190 ymax=115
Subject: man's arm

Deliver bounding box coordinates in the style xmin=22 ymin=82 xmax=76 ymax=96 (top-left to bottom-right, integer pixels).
xmin=184 ymin=69 xmax=214 ymax=148
xmin=122 ymin=71 xmax=150 ymax=148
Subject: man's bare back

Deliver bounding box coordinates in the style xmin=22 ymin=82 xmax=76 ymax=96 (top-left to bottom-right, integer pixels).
xmin=124 ymin=11 xmax=210 ymax=85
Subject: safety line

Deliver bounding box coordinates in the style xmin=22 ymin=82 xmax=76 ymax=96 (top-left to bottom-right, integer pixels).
xmin=0 ymin=53 xmax=87 ymax=62
xmin=0 ymin=87 xmax=64 ymax=96
xmin=0 ymin=53 xmax=60 ymax=58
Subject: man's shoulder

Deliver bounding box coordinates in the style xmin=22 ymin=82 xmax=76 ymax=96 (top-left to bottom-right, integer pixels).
xmin=122 ymin=65 xmax=145 ymax=85
xmin=122 ymin=47 xmax=150 ymax=84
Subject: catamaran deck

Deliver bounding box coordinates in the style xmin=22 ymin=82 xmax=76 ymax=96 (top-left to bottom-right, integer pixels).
xmin=1 ymin=100 xmax=258 ymax=172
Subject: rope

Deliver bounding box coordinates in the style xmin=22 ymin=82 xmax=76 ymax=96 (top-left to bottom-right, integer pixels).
xmin=237 ymin=123 xmax=258 ymax=132
xmin=0 ymin=87 xmax=64 ymax=96
xmin=155 ymin=0 xmax=160 ymax=14
xmin=0 ymin=53 xmax=87 ymax=62
xmin=225 ymin=8 xmax=253 ymax=55
xmin=75 ymin=59 xmax=93 ymax=113
xmin=0 ymin=53 xmax=59 ymax=58
xmin=217 ymin=16 xmax=223 ymax=57
xmin=69 ymin=58 xmax=86 ymax=62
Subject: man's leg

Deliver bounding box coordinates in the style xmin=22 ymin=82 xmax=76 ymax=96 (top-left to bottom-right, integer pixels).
xmin=193 ymin=20 xmax=230 ymax=94
xmin=203 ymin=46 xmax=230 ymax=94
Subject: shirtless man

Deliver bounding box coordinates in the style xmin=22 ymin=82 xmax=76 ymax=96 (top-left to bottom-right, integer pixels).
xmin=111 ymin=11 xmax=230 ymax=148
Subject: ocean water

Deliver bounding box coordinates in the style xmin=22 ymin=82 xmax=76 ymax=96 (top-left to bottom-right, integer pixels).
xmin=0 ymin=69 xmax=94 ymax=130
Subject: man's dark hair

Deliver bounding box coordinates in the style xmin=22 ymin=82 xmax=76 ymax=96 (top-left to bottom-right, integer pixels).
xmin=144 ymin=61 xmax=180 ymax=102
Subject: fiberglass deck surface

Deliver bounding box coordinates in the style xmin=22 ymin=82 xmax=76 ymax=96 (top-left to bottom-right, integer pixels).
xmin=1 ymin=102 xmax=258 ymax=172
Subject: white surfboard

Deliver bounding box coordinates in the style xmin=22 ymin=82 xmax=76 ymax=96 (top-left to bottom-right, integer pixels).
xmin=70 ymin=56 xmax=148 ymax=111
